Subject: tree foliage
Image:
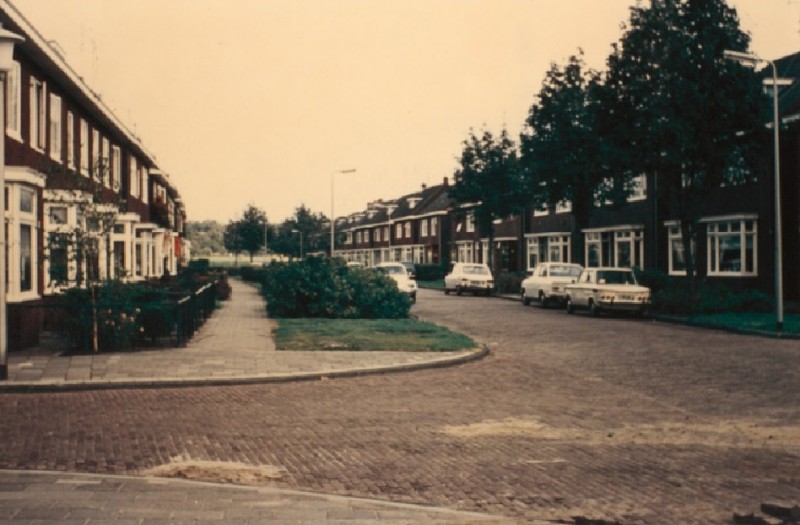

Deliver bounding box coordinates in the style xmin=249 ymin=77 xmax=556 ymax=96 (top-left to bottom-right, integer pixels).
xmin=450 ymin=127 xmax=523 ymax=271
xmin=185 ymin=221 xmax=225 ymax=255
xmin=596 ymin=0 xmax=769 ymax=278
xmin=520 ymin=52 xmax=610 ymax=262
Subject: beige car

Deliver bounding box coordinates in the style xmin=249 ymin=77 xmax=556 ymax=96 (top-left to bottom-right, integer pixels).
xmin=520 ymin=262 xmax=583 ymax=307
xmin=565 ymin=267 xmax=651 ymax=317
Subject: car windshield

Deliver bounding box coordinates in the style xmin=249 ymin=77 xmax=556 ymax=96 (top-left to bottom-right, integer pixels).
xmin=597 ymin=270 xmax=637 ymax=285
xmin=379 ymin=265 xmax=404 ymax=275
xmin=550 ymin=265 xmax=581 ymax=277
xmin=463 ymin=265 xmax=489 ymax=275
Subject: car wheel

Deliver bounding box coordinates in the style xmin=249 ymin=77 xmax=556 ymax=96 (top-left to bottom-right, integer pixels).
xmin=456 ymin=286 xmax=463 ymax=296
xmin=589 ymin=301 xmax=599 ymax=317
xmin=522 ymin=291 xmax=532 ymax=306
xmin=566 ymin=297 xmax=574 ymax=314
xmin=539 ymin=291 xmax=548 ymax=308
xmin=444 ymin=287 xmax=450 ymax=295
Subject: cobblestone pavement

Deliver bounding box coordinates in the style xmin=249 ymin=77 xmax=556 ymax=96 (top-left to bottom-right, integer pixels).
xmin=2 ymin=289 xmax=800 ymax=524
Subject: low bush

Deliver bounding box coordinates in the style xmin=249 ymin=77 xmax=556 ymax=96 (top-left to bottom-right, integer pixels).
xmin=261 ymin=258 xmax=410 ymax=319
xmin=653 ymin=280 xmax=771 ymax=315
xmin=495 ymin=270 xmax=527 ymax=295
xmin=415 ymin=263 xmax=447 ymax=282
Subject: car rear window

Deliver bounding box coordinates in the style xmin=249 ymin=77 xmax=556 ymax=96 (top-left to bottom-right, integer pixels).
xmin=551 ymin=265 xmax=581 ymax=277
xmin=464 ymin=265 xmax=489 ymax=275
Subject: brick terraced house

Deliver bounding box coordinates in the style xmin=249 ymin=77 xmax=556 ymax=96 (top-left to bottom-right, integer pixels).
xmin=1 ymin=1 xmax=187 ymax=348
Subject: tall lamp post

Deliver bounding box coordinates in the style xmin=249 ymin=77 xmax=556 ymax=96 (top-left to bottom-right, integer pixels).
xmin=330 ymin=168 xmax=356 ymax=258
xmin=0 ymin=26 xmax=24 ymax=380
xmin=291 ymin=228 xmax=304 ymax=259
xmin=724 ymin=49 xmax=783 ymax=332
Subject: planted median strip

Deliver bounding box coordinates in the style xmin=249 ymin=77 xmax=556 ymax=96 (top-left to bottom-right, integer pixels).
xmin=273 ymin=318 xmax=476 ymax=351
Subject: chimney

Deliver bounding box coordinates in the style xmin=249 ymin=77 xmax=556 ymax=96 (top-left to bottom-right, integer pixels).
xmin=421 ymin=183 xmax=427 ymax=190
xmin=443 ymin=177 xmax=449 ymax=187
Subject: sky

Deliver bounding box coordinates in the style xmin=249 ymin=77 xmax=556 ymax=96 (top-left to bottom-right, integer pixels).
xmin=10 ymin=0 xmax=800 ymax=224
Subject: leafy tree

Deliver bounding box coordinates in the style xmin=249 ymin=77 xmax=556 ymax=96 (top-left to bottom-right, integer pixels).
xmin=596 ymin=0 xmax=769 ymax=279
xmin=185 ymin=221 xmax=225 ymax=255
xmin=226 ymin=205 xmax=268 ymax=262
xmin=520 ymin=52 xmax=610 ymax=264
xmin=270 ymin=204 xmax=330 ymax=258
xmin=450 ymin=127 xmax=523 ymax=273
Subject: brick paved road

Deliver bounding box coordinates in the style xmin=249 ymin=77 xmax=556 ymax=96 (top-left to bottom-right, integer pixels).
xmin=2 ymin=289 xmax=799 ymax=524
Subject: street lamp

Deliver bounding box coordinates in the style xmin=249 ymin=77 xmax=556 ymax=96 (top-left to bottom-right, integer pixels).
xmin=723 ymin=49 xmax=783 ymax=331
xmin=330 ymin=168 xmax=356 ymax=258
xmin=0 ymin=26 xmax=24 ymax=380
xmin=291 ymin=228 xmax=304 ymax=259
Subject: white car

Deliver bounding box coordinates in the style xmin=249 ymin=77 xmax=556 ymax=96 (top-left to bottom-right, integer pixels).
xmin=565 ymin=267 xmax=651 ymax=317
xmin=375 ymin=262 xmax=418 ymax=302
xmin=444 ymin=262 xmax=494 ymax=296
xmin=520 ymin=262 xmax=583 ymax=308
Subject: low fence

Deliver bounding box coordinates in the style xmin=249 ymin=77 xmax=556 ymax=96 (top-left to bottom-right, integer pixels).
xmin=12 ymin=280 xmax=221 ymax=353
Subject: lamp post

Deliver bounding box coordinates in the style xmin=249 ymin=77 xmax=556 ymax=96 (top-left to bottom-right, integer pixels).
xmin=0 ymin=26 xmax=24 ymax=380
xmin=330 ymin=168 xmax=356 ymax=258
xmin=291 ymin=228 xmax=304 ymax=259
xmin=723 ymin=49 xmax=783 ymax=331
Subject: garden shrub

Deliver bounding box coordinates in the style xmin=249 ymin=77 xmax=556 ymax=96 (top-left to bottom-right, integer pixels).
xmin=261 ymin=258 xmax=410 ymax=319
xmin=415 ymin=263 xmax=447 ymax=282
xmin=59 ymin=281 xmax=141 ymax=352
xmin=495 ymin=270 xmax=527 ymax=295
xmin=653 ymin=280 xmax=772 ymax=315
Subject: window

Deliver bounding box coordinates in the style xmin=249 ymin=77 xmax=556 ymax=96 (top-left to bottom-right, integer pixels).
xmin=6 ymin=185 xmax=39 ymax=299
xmin=29 ymin=77 xmax=46 ymax=150
xmin=129 ymin=157 xmax=140 ymax=198
xmin=404 ymin=222 xmax=411 ymax=238
xmin=584 ymin=229 xmax=644 ymax=268
xmin=430 ymin=217 xmax=438 ymax=236
xmin=49 ymin=93 xmax=62 ymax=161
xmin=5 ymin=61 xmax=21 ymax=140
xmin=628 ymin=174 xmax=647 ymax=201
xmin=396 ymin=223 xmax=403 ymax=239
xmin=47 ymin=232 xmax=69 ymax=286
xmin=421 ymin=219 xmax=428 ymax=237
xmin=555 ymin=200 xmax=572 ymax=214
xmin=140 ymin=166 xmax=149 ymax=204
xmin=375 ymin=228 xmax=381 ymax=242
xmin=466 ymin=213 xmax=475 ymax=232
xmin=112 ymin=145 xmax=121 ymax=191
xmin=48 ymin=206 xmax=68 ymax=225
xmin=102 ymin=137 xmax=110 ymax=187
xmin=706 ymin=218 xmax=757 ymax=276
xmin=80 ymin=120 xmax=89 ymax=175
xmin=384 ymin=226 xmax=389 ymax=241
xmin=66 ymin=111 xmax=74 ymax=168
xmin=667 ymin=224 xmax=696 ymax=276
xmin=526 ymin=234 xmax=570 ymax=270
xmin=91 ymin=128 xmax=100 ymax=177
xmin=533 ymin=206 xmax=548 ymax=218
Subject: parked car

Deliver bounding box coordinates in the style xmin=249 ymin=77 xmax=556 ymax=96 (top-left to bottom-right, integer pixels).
xmin=443 ymin=262 xmax=494 ymax=296
xmin=375 ymin=262 xmax=418 ymax=302
xmin=346 ymin=261 xmax=365 ymax=268
xmin=565 ymin=267 xmax=651 ymax=317
xmin=520 ymin=262 xmax=583 ymax=307
xmin=399 ymin=261 xmax=416 ymax=278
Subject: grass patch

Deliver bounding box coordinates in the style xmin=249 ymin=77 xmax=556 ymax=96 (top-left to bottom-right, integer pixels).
xmin=685 ymin=312 xmax=799 ymax=336
xmin=274 ymin=318 xmax=476 ymax=351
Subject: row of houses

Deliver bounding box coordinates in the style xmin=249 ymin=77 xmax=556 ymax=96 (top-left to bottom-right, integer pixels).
xmin=334 ymin=53 xmax=800 ymax=304
xmin=1 ymin=1 xmax=188 ymax=349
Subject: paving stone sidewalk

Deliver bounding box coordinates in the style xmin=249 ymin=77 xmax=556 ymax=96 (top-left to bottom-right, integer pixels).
xmin=0 ymin=470 xmax=518 ymax=524
xmin=2 ymin=279 xmax=483 ymax=390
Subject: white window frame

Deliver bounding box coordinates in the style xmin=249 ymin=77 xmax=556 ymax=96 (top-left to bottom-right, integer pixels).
xmin=111 ymin=145 xmax=121 ymax=191
xmin=79 ymin=119 xmax=89 ymax=175
xmin=65 ymin=111 xmax=74 ymax=168
xmin=396 ymin=223 xmax=403 ymax=239
xmin=421 ymin=219 xmax=428 ymax=237
xmin=705 ymin=216 xmax=758 ymax=277
xmin=91 ymin=128 xmax=100 ymax=178
xmin=29 ymin=76 xmax=46 ymax=151
xmin=404 ymin=222 xmax=411 ymax=238
xmin=49 ymin=93 xmax=62 ymax=161
xmin=129 ymin=157 xmax=140 ymax=198
xmin=141 ymin=167 xmax=149 ymax=204
xmin=101 ymin=137 xmax=110 ymax=187
xmin=5 ymin=60 xmax=21 ymax=141
xmin=6 ymin=185 xmax=40 ymax=300
xmin=466 ymin=213 xmax=475 ymax=233
xmin=628 ymin=174 xmax=647 ymax=202
xmin=555 ymin=200 xmax=572 ymax=214
xmin=430 ymin=217 xmax=438 ymax=237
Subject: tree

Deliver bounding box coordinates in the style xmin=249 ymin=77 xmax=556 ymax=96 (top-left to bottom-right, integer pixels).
xmin=270 ymin=204 xmax=330 ymax=258
xmin=450 ymin=127 xmax=523 ymax=273
xmin=227 ymin=205 xmax=268 ymax=262
xmin=185 ymin=221 xmax=225 ymax=256
xmin=596 ymin=0 xmax=769 ymax=279
xmin=520 ymin=52 xmax=610 ymax=264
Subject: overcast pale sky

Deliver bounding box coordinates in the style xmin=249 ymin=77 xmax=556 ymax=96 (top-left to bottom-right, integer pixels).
xmin=11 ymin=0 xmax=800 ymax=223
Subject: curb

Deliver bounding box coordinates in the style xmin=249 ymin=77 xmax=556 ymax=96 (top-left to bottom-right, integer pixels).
xmin=0 ymin=346 xmax=490 ymax=394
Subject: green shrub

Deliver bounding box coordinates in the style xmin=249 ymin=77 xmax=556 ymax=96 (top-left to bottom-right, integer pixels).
xmin=59 ymin=281 xmax=141 ymax=352
xmin=261 ymin=258 xmax=410 ymax=319
xmin=495 ymin=270 xmax=527 ymax=294
xmin=653 ymin=280 xmax=772 ymax=315
xmin=415 ymin=263 xmax=447 ymax=281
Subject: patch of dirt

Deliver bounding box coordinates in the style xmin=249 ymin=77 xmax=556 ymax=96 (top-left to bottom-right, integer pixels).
xmin=142 ymin=454 xmax=286 ymax=485
xmin=441 ymin=417 xmax=800 ymax=449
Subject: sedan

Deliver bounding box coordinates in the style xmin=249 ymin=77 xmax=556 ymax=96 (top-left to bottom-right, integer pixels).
xmin=375 ymin=262 xmax=418 ymax=302
xmin=444 ymin=262 xmax=494 ymax=296
xmin=520 ymin=262 xmax=583 ymax=307
xmin=565 ymin=267 xmax=651 ymax=317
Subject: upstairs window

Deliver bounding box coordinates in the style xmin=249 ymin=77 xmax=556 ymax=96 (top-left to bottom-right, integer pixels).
xmin=29 ymin=76 xmax=46 ymax=151
xmin=430 ymin=217 xmax=438 ymax=236
xmin=49 ymin=93 xmax=62 ymax=161
xmin=66 ymin=111 xmax=74 ymax=168
xmin=5 ymin=61 xmax=21 ymax=140
xmin=129 ymin=157 xmax=140 ymax=198
xmin=112 ymin=145 xmax=121 ymax=191
xmin=79 ymin=120 xmax=89 ymax=175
